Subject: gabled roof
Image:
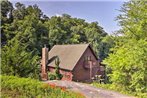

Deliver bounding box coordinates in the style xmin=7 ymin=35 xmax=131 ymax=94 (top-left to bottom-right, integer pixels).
xmin=48 ymin=44 xmax=98 ymax=70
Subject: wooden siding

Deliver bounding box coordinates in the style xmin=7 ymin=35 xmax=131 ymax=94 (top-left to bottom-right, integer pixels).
xmin=72 ymin=47 xmax=99 ymax=82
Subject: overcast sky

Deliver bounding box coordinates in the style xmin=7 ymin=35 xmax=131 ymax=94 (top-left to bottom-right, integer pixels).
xmin=10 ymin=0 xmax=127 ymax=34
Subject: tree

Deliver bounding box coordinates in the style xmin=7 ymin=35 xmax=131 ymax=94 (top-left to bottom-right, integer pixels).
xmin=98 ymin=35 xmax=115 ymax=60
xmin=1 ymin=2 xmax=48 ymax=79
xmin=103 ymin=0 xmax=147 ymax=93
xmin=1 ymin=39 xmax=39 ymax=79
xmin=103 ymin=39 xmax=147 ymax=93
xmin=1 ymin=0 xmax=13 ymax=24
xmin=1 ymin=0 xmax=13 ymax=46
xmin=55 ymin=57 xmax=62 ymax=80
xmin=116 ymin=0 xmax=147 ymax=40
xmin=45 ymin=14 xmax=107 ymax=55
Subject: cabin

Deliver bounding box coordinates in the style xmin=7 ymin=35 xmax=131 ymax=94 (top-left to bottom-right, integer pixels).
xmin=41 ymin=44 xmax=105 ymax=82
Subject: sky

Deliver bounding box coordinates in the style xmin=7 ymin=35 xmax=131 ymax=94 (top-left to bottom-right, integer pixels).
xmin=10 ymin=0 xmax=127 ymax=34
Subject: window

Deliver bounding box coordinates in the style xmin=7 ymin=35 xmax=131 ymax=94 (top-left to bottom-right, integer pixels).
xmin=84 ymin=56 xmax=91 ymax=61
xmin=87 ymin=56 xmax=91 ymax=61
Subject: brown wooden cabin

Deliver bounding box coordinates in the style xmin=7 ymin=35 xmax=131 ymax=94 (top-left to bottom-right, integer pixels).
xmin=41 ymin=44 xmax=105 ymax=82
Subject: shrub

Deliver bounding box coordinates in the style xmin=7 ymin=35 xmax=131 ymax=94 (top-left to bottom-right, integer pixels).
xmin=48 ymin=73 xmax=56 ymax=80
xmin=1 ymin=75 xmax=85 ymax=98
xmin=91 ymin=82 xmax=147 ymax=98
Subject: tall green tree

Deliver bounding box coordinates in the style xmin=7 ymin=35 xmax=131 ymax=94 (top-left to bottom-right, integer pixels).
xmin=98 ymin=35 xmax=115 ymax=60
xmin=103 ymin=39 xmax=147 ymax=92
xmin=12 ymin=2 xmax=26 ymax=20
xmin=116 ymin=0 xmax=147 ymax=40
xmin=1 ymin=0 xmax=13 ymax=24
xmin=1 ymin=2 xmax=48 ymax=78
xmin=1 ymin=0 xmax=13 ymax=46
xmin=103 ymin=0 xmax=147 ymax=93
xmin=45 ymin=14 xmax=107 ymax=55
xmin=2 ymin=39 xmax=39 ymax=78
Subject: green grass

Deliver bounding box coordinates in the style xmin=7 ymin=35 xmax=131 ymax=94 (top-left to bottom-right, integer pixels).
xmin=91 ymin=82 xmax=147 ymax=98
xmin=1 ymin=75 xmax=85 ymax=98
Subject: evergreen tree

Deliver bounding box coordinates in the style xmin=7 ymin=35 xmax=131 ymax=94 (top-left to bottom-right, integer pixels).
xmin=2 ymin=39 xmax=39 ymax=78
xmin=55 ymin=57 xmax=62 ymax=80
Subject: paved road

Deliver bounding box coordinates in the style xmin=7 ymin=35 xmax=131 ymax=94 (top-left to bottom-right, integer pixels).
xmin=44 ymin=80 xmax=136 ymax=98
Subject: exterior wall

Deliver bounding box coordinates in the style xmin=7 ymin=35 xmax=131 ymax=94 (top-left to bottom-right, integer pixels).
xmin=72 ymin=47 xmax=100 ymax=82
xmin=48 ymin=67 xmax=73 ymax=81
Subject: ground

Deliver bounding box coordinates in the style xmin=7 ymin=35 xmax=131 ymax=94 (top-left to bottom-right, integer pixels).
xmin=44 ymin=80 xmax=136 ymax=98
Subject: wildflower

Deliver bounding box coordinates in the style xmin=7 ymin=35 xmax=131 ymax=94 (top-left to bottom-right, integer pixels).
xmin=48 ymin=83 xmax=56 ymax=89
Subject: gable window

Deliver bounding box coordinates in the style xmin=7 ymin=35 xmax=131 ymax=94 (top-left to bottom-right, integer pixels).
xmin=83 ymin=56 xmax=92 ymax=69
xmin=87 ymin=56 xmax=91 ymax=61
xmin=84 ymin=56 xmax=91 ymax=61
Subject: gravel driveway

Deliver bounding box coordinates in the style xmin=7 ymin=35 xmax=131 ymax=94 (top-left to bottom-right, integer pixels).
xmin=44 ymin=80 xmax=136 ymax=98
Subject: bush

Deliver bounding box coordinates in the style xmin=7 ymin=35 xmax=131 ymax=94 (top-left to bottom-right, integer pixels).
xmin=1 ymin=75 xmax=85 ymax=98
xmin=48 ymin=73 xmax=56 ymax=80
xmin=91 ymin=82 xmax=147 ymax=98
xmin=48 ymin=71 xmax=63 ymax=80
xmin=55 ymin=73 xmax=63 ymax=80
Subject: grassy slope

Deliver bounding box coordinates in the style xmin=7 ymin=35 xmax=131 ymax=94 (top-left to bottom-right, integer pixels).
xmin=91 ymin=82 xmax=147 ymax=98
xmin=1 ymin=75 xmax=85 ymax=98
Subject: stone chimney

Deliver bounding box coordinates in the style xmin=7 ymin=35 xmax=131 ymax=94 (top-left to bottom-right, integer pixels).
xmin=41 ymin=46 xmax=48 ymax=80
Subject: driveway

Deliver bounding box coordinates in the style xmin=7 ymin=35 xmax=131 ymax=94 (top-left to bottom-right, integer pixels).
xmin=44 ymin=80 xmax=136 ymax=98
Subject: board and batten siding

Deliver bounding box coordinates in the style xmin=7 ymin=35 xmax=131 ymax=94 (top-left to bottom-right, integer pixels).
xmin=72 ymin=47 xmax=99 ymax=82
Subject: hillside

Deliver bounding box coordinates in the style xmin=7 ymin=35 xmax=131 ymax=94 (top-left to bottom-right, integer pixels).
xmin=1 ymin=75 xmax=85 ymax=98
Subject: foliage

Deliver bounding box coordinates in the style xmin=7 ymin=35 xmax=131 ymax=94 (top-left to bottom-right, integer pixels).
xmin=116 ymin=0 xmax=147 ymax=40
xmin=48 ymin=57 xmax=63 ymax=80
xmin=103 ymin=0 xmax=147 ymax=95
xmin=1 ymin=0 xmax=13 ymax=45
xmin=103 ymin=39 xmax=147 ymax=93
xmin=1 ymin=1 xmax=49 ymax=79
xmin=44 ymin=14 xmax=107 ymax=55
xmin=55 ymin=57 xmax=63 ymax=80
xmin=92 ymin=82 xmax=147 ymax=98
xmin=48 ymin=72 xmax=56 ymax=80
xmin=1 ymin=75 xmax=85 ymax=98
xmin=1 ymin=39 xmax=40 ymax=79
xmin=1 ymin=0 xmax=13 ymax=24
xmin=98 ymin=35 xmax=115 ymax=59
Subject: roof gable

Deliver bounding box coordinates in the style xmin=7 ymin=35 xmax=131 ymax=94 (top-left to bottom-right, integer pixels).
xmin=48 ymin=44 xmax=97 ymax=70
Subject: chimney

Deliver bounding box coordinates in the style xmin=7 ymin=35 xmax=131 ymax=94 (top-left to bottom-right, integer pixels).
xmin=41 ymin=45 xmax=48 ymax=80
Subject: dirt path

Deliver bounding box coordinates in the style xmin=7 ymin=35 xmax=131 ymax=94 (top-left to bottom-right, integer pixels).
xmin=44 ymin=80 xmax=136 ymax=98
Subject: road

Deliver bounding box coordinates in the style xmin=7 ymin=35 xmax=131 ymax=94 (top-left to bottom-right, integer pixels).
xmin=44 ymin=80 xmax=136 ymax=98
